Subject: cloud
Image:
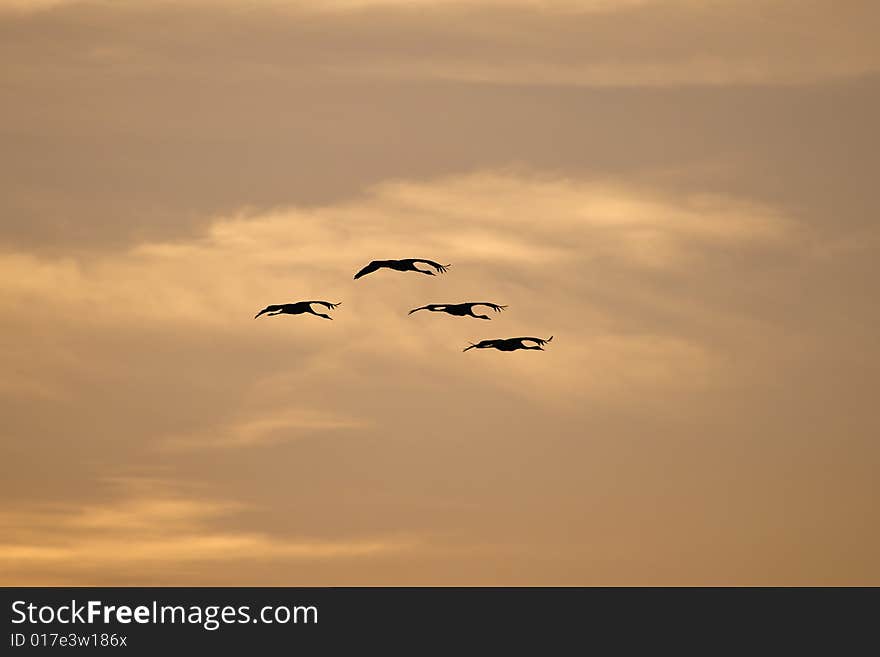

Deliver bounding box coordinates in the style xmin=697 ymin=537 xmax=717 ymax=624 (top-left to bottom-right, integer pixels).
xmin=0 ymin=0 xmax=651 ymax=9
xmin=0 ymin=169 xmax=791 ymax=320
xmin=0 ymin=169 xmax=792 ymax=435
xmin=1 ymin=165 xmax=877 ymax=584
xmin=164 ymin=407 xmax=366 ymax=449
xmin=2 ymin=1 xmax=879 ymax=587
xmin=0 ymin=0 xmax=67 ymax=10
xmin=4 ymin=1 xmax=876 ymax=253
xmin=1 ymin=170 xmax=791 ymax=314
xmin=3 ymin=0 xmax=877 ymax=86
xmin=0 ymin=479 xmax=418 ymax=585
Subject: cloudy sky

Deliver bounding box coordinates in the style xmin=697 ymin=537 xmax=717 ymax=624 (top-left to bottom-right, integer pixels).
xmin=1 ymin=0 xmax=878 ymax=585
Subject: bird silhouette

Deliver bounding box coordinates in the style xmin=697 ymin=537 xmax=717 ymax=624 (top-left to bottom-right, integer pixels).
xmin=254 ymin=300 xmax=341 ymax=320
xmin=463 ymin=336 xmax=553 ymax=352
xmin=353 ymin=258 xmax=451 ymax=280
xmin=408 ymin=302 xmax=507 ymax=320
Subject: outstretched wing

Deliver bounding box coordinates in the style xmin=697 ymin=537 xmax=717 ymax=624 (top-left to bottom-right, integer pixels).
xmin=472 ymin=302 xmax=507 ymax=313
xmin=519 ymin=336 xmax=554 ymax=346
xmin=411 ymin=259 xmax=451 ymax=274
xmin=306 ymin=301 xmax=342 ymax=310
xmin=254 ymin=304 xmax=283 ymax=319
xmin=353 ymin=260 xmax=385 ymax=280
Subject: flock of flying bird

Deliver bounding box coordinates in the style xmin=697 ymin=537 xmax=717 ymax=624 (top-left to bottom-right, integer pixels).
xmin=254 ymin=258 xmax=554 ymax=353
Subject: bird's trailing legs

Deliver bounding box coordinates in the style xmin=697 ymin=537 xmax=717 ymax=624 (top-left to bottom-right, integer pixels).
xmin=415 ymin=264 xmax=451 ymax=276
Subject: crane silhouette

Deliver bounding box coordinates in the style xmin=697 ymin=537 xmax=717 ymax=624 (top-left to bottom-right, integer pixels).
xmin=254 ymin=300 xmax=341 ymax=320
xmin=353 ymin=258 xmax=451 ymax=280
xmin=408 ymin=302 xmax=507 ymax=320
xmin=463 ymin=336 xmax=553 ymax=352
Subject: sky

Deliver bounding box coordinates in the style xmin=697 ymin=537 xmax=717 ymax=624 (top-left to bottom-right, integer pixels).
xmin=1 ymin=0 xmax=878 ymax=585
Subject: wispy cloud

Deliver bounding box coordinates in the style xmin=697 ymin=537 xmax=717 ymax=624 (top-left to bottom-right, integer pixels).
xmin=164 ymin=408 xmax=366 ymax=449
xmin=3 ymin=0 xmax=878 ymax=586
xmin=0 ymin=479 xmax=418 ymax=585
xmin=4 ymin=1 xmax=876 ymax=85
xmin=0 ymin=170 xmax=792 ymax=322
xmin=0 ymin=169 xmax=792 ymax=417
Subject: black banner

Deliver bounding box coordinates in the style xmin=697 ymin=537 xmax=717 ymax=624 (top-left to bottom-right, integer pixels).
xmin=1 ymin=587 xmax=874 ymax=653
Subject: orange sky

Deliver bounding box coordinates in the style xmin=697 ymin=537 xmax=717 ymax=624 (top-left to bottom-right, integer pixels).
xmin=1 ymin=0 xmax=878 ymax=585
